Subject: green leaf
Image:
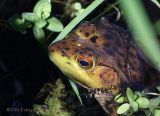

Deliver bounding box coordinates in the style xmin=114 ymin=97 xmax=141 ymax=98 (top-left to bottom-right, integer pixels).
xmin=24 ymin=22 xmax=32 ymax=28
xmin=68 ymin=79 xmax=83 ymax=105
xmin=149 ymin=97 xmax=160 ymax=110
xmin=141 ymin=89 xmax=149 ymax=96
xmin=47 ymin=17 xmax=63 ymax=32
xmin=33 ymin=0 xmax=51 ymax=19
xmin=35 ymin=19 xmax=47 ymax=28
xmin=126 ymin=88 xmax=134 ymax=101
xmin=134 ymin=91 xmax=143 ymax=97
xmin=117 ymin=103 xmax=130 ymax=114
xmin=9 ymin=15 xmax=26 ymax=33
xmin=115 ymin=93 xmax=122 ymax=100
xmin=72 ymin=2 xmax=82 ymax=11
xmin=114 ymin=94 xmax=125 ymax=104
xmin=33 ymin=26 xmax=45 ymax=42
xmin=9 ymin=15 xmax=25 ymax=26
xmin=132 ymin=94 xmax=138 ymax=100
xmin=22 ymin=12 xmax=40 ymax=22
xmin=136 ymin=97 xmax=150 ymax=108
xmin=116 ymin=97 xmax=125 ymax=103
xmin=130 ymin=101 xmax=139 ymax=112
xmin=154 ymin=109 xmax=160 ymax=116
xmin=126 ymin=88 xmax=138 ymax=111
xmin=144 ymin=110 xmax=152 ymax=116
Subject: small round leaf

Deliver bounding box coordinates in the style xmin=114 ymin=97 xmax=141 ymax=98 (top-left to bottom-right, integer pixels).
xmin=126 ymin=88 xmax=134 ymax=101
xmin=47 ymin=17 xmax=63 ymax=32
xmin=130 ymin=101 xmax=139 ymax=112
xmin=136 ymin=97 xmax=150 ymax=108
xmin=24 ymin=22 xmax=32 ymax=28
xmin=149 ymin=97 xmax=160 ymax=109
xmin=72 ymin=2 xmax=82 ymax=11
xmin=33 ymin=0 xmax=51 ymax=19
xmin=154 ymin=109 xmax=160 ymax=116
xmin=33 ymin=26 xmax=45 ymax=42
xmin=115 ymin=97 xmax=125 ymax=104
xmin=115 ymin=93 xmax=122 ymax=101
xmin=35 ymin=20 xmax=47 ymax=28
xmin=22 ymin=12 xmax=40 ymax=22
xmin=9 ymin=15 xmax=26 ymax=33
xmin=134 ymin=91 xmax=143 ymax=97
xmin=133 ymin=94 xmax=138 ymax=100
xmin=117 ymin=103 xmax=130 ymax=114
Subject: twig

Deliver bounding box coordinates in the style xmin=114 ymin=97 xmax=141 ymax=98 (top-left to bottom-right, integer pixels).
xmin=90 ymin=0 xmax=120 ymax=22
xmin=146 ymin=92 xmax=160 ymax=96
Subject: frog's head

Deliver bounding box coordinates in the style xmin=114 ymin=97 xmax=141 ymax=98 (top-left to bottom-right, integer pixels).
xmin=48 ymin=23 xmax=122 ymax=94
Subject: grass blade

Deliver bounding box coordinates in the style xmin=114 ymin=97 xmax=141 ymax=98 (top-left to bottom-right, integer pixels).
xmin=68 ymin=79 xmax=83 ymax=105
xmin=51 ymin=0 xmax=104 ymax=44
xmin=119 ymin=0 xmax=160 ymax=70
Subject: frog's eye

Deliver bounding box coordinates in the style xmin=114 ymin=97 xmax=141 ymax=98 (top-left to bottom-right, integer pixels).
xmin=79 ymin=60 xmax=90 ymax=66
xmin=76 ymin=55 xmax=95 ymax=69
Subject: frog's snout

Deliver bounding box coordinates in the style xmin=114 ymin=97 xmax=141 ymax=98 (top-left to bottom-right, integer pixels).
xmin=48 ymin=43 xmax=54 ymax=54
xmin=48 ymin=41 xmax=60 ymax=54
xmin=48 ymin=41 xmax=66 ymax=55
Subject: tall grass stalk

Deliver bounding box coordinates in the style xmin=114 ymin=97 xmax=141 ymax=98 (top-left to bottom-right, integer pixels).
xmin=119 ymin=0 xmax=160 ymax=70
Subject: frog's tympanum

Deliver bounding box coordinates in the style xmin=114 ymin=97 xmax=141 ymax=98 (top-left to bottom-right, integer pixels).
xmin=48 ymin=18 xmax=159 ymax=115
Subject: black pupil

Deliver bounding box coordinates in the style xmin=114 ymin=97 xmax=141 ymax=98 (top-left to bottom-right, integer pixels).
xmin=79 ymin=60 xmax=90 ymax=66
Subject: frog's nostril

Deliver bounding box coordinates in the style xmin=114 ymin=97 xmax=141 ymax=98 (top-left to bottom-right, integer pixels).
xmin=61 ymin=48 xmax=67 ymax=54
xmin=61 ymin=48 xmax=66 ymax=53
xmin=51 ymin=49 xmax=54 ymax=52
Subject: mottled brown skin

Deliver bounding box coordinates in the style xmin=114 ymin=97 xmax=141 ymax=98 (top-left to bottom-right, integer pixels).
xmin=49 ymin=20 xmax=144 ymax=85
xmin=48 ymin=18 xmax=159 ymax=115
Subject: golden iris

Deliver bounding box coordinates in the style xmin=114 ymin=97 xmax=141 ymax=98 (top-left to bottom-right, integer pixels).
xmin=76 ymin=55 xmax=95 ymax=69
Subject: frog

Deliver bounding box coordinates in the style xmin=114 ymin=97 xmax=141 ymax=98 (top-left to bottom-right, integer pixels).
xmin=48 ymin=17 xmax=160 ymax=115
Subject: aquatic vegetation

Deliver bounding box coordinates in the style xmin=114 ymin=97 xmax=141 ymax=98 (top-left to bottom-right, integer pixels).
xmin=9 ymin=0 xmax=63 ymax=43
xmin=115 ymin=87 xmax=160 ymax=115
xmin=33 ymin=79 xmax=74 ymax=116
